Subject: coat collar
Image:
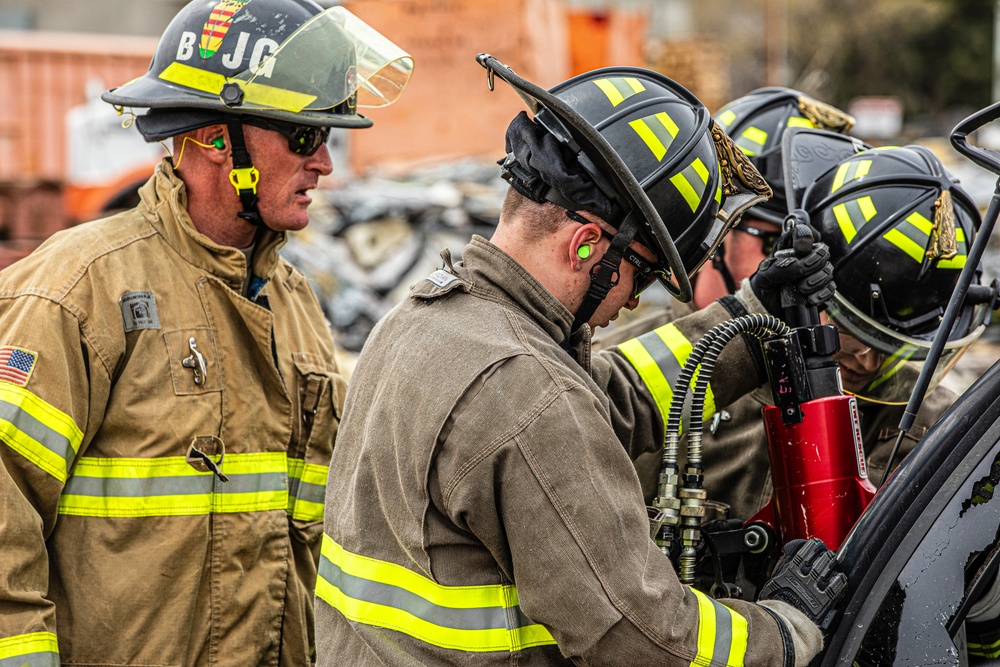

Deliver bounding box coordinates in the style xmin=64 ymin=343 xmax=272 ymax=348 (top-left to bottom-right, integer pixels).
xmin=442 ymin=236 xmax=592 ymax=360
xmin=138 ymin=159 xmax=286 ymax=287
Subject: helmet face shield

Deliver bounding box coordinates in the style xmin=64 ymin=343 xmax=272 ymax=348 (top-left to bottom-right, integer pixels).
xmin=828 ymin=291 xmax=988 ymax=401
xmin=235 ymin=7 xmax=413 ymax=111
xmin=103 ymin=2 xmax=413 ymax=129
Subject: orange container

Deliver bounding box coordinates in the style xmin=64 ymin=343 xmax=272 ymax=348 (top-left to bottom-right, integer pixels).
xmin=343 ymin=0 xmax=574 ymax=173
xmin=0 ymin=31 xmax=157 ymax=183
xmin=567 ymin=8 xmax=648 ymax=77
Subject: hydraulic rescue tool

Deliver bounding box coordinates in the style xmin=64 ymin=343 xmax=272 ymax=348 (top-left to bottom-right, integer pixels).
xmin=653 ymin=209 xmax=878 ymax=593
xmin=746 ymin=211 xmax=876 ymax=552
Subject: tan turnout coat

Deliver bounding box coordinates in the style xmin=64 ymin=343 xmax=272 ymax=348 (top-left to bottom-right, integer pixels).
xmin=0 ymin=162 xmax=344 ymax=666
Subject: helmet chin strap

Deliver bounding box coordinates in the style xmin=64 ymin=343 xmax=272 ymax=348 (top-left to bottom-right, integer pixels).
xmin=710 ymin=242 xmax=740 ymax=295
xmin=225 ymin=119 xmax=265 ymax=228
xmin=570 ymin=213 xmax=640 ymax=333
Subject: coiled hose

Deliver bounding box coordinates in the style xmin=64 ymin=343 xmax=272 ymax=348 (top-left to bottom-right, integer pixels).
xmin=653 ymin=314 xmax=789 ymax=584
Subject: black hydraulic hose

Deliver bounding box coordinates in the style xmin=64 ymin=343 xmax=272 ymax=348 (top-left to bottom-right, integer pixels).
xmin=657 ymin=314 xmax=789 ymax=582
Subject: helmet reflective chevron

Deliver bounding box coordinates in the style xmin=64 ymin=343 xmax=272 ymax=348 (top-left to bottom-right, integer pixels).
xmin=714 ymin=87 xmax=854 ymax=223
xmin=479 ymin=53 xmax=771 ymax=318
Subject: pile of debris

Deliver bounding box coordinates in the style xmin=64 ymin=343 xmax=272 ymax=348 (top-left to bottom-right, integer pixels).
xmin=284 ymin=160 xmax=507 ymax=351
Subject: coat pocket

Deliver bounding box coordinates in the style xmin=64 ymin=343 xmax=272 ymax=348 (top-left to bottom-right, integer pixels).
xmin=163 ymin=328 xmax=221 ymax=395
xmin=287 ymin=353 xmax=345 ymax=529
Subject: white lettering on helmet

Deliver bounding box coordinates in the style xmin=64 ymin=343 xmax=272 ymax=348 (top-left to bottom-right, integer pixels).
xmin=221 ymin=32 xmax=250 ymax=70
xmin=249 ymin=38 xmax=280 ymax=78
xmin=177 ymin=31 xmax=196 ymax=61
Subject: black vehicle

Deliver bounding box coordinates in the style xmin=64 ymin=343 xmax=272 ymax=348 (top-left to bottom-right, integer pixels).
xmin=820 ymin=101 xmax=1000 ymax=666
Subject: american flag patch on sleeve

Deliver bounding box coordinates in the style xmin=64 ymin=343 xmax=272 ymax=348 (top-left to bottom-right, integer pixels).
xmin=0 ymin=346 xmax=37 ymax=387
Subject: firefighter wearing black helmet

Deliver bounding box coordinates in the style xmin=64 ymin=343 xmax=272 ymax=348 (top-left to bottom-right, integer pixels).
xmin=314 ymin=57 xmax=844 ymax=667
xmin=699 ymin=87 xmax=855 ymax=303
xmin=682 ymin=136 xmax=989 ymax=537
xmin=0 ymin=1 xmax=412 ymax=664
xmin=594 ymin=88 xmax=852 ymax=504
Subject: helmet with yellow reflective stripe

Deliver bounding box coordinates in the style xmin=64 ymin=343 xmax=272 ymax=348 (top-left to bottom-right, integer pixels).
xmin=102 ymin=0 xmax=413 ymax=137
xmin=102 ymin=0 xmax=412 ymax=228
xmin=785 ymin=129 xmax=990 ymax=399
xmin=479 ymin=54 xmax=772 ymax=310
xmin=714 ymin=88 xmax=854 ymax=224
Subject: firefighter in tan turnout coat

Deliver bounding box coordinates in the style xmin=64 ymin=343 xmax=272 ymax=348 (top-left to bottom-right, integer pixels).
xmin=315 ymin=57 xmax=846 ymax=667
xmin=0 ymin=0 xmax=412 ymax=664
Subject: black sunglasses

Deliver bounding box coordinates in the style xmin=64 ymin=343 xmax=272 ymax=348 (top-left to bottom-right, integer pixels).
xmin=735 ymin=222 xmax=781 ymax=256
xmin=566 ymin=210 xmax=667 ymax=298
xmin=599 ymin=229 xmax=668 ymax=298
xmin=242 ymin=117 xmax=330 ymax=156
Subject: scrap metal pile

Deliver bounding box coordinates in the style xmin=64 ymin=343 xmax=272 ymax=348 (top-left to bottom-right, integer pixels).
xmin=283 ymin=161 xmax=507 ymax=352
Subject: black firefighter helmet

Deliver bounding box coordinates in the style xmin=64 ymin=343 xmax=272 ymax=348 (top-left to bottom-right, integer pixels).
xmin=101 ymin=0 xmax=413 ymax=226
xmin=478 ymin=53 xmax=772 ymax=320
xmin=785 ymin=128 xmax=990 ymax=397
xmin=714 ymin=87 xmax=855 ymax=224
xmin=103 ymin=0 xmax=414 ymax=137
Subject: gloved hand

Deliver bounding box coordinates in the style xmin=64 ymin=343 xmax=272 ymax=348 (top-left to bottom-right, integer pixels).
xmin=749 ymin=210 xmax=836 ymax=317
xmin=757 ymin=537 xmax=848 ymax=632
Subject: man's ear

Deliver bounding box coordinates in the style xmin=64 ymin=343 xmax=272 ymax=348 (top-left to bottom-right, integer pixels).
xmin=569 ymin=222 xmax=604 ymax=270
xmin=190 ymin=125 xmax=230 ymax=165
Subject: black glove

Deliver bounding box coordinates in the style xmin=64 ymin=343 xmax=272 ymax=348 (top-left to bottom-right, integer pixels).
xmin=757 ymin=537 xmax=847 ymax=631
xmin=749 ymin=211 xmax=835 ymax=316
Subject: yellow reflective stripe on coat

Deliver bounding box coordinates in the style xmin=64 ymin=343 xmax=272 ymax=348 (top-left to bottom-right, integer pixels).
xmin=58 ymin=452 xmax=288 ymax=517
xmin=0 ymin=631 xmax=59 ymax=666
xmin=315 ymin=534 xmax=557 ymax=653
xmin=688 ymin=588 xmax=748 ymax=667
xmin=618 ymin=323 xmax=717 ymax=427
xmin=158 ymin=61 xmax=317 ymax=112
xmin=0 ymin=382 xmax=83 ymax=483
xmin=287 ymin=458 xmax=327 ymax=521
xmin=968 ymin=636 xmax=1000 ymax=659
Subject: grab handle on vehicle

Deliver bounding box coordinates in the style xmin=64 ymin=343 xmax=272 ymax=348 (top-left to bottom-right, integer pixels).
xmin=951 ymin=99 xmax=1000 ymax=174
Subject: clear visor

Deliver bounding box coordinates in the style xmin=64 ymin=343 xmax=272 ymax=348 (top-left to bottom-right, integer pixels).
xmin=178 ymin=7 xmax=413 ymax=113
xmin=827 ymin=291 xmax=989 ymax=403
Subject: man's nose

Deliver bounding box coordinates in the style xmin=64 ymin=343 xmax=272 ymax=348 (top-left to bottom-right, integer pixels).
xmin=309 ymin=143 xmax=334 ymax=176
xmin=858 ymin=351 xmax=882 ymax=372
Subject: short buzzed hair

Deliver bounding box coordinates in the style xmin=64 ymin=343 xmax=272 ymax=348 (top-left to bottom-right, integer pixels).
xmin=499 ymin=189 xmax=573 ymax=242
